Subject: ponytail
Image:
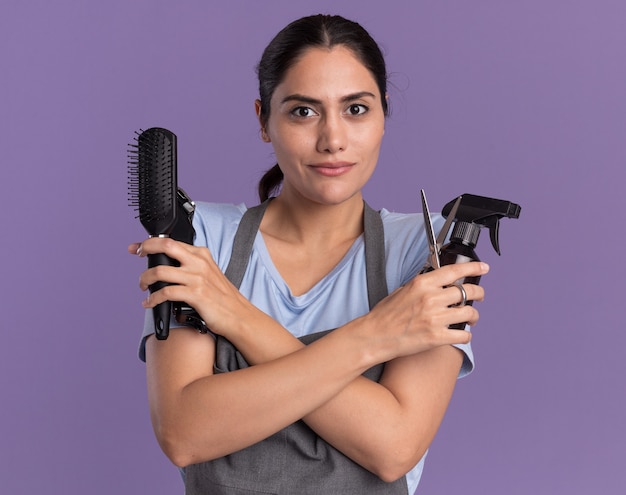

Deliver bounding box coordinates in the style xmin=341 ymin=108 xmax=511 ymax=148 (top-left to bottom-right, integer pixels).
xmin=258 ymin=164 xmax=283 ymax=202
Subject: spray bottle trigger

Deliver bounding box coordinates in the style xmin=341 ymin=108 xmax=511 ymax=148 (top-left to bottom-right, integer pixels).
xmin=485 ymin=216 xmax=501 ymax=255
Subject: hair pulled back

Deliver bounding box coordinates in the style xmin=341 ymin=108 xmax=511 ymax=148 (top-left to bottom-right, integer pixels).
xmin=256 ymin=14 xmax=389 ymax=202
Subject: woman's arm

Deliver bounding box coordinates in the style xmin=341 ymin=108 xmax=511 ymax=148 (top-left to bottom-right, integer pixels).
xmin=206 ymin=269 xmax=478 ymax=481
xmin=144 ymin=319 xmax=380 ymax=468
xmin=131 ymin=238 xmax=487 ymax=479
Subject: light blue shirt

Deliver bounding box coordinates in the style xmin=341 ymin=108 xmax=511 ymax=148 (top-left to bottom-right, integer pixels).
xmin=140 ymin=201 xmax=474 ymax=494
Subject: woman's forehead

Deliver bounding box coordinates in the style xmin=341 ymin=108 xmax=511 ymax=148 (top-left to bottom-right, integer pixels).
xmin=274 ymin=46 xmax=380 ymax=102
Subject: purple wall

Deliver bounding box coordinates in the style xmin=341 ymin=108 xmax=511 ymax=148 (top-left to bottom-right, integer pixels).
xmin=2 ymin=1 xmax=623 ymax=493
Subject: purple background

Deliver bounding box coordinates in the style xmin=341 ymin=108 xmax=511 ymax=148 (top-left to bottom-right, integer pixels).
xmin=2 ymin=1 xmax=623 ymax=493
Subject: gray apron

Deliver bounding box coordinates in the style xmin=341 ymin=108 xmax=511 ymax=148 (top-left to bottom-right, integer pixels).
xmin=183 ymin=200 xmax=408 ymax=494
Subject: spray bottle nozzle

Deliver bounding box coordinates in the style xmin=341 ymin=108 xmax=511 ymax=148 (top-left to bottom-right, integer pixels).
xmin=442 ymin=194 xmax=521 ymax=255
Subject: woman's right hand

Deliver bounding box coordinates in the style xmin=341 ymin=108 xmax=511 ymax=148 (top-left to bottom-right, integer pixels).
xmin=360 ymin=261 xmax=489 ymax=361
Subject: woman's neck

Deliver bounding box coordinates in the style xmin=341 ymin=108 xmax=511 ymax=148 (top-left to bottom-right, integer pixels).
xmin=261 ymin=191 xmax=365 ymax=248
xmin=259 ymin=191 xmax=366 ymax=296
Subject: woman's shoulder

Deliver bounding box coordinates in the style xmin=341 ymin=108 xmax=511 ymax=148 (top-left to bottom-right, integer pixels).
xmin=191 ymin=202 xmax=249 ymax=268
xmin=194 ymin=201 xmax=248 ymax=223
xmin=379 ymin=208 xmax=444 ymax=239
xmin=192 ymin=201 xmax=257 ymax=234
xmin=378 ymin=207 xmax=445 ymax=287
xmin=379 ymin=208 xmax=421 ymax=228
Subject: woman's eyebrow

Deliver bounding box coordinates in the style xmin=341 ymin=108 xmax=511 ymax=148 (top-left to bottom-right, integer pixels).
xmin=280 ymin=94 xmax=321 ymax=105
xmin=280 ymin=91 xmax=376 ymax=105
xmin=340 ymin=91 xmax=376 ymax=103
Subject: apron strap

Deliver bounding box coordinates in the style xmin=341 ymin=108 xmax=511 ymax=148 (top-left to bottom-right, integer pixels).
xmin=224 ymin=199 xmax=388 ymax=309
xmin=223 ymin=199 xmax=271 ymax=289
xmin=363 ymin=200 xmax=388 ymax=308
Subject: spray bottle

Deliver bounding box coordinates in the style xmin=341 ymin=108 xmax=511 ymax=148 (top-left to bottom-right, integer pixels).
xmin=439 ymin=193 xmax=521 ymax=329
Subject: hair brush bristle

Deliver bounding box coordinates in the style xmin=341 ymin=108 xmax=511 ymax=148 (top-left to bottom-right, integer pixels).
xmin=128 ymin=127 xmax=178 ymax=235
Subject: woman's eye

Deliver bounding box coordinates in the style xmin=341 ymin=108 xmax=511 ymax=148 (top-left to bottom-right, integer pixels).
xmin=347 ymin=104 xmax=368 ymax=116
xmin=291 ymin=106 xmax=315 ymax=118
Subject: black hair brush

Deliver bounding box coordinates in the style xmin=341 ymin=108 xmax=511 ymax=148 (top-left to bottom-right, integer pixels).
xmin=128 ymin=127 xmax=182 ymax=340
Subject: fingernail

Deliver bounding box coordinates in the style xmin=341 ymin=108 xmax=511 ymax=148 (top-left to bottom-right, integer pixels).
xmin=136 ymin=244 xmax=143 ymax=256
xmin=481 ymin=262 xmax=490 ymax=272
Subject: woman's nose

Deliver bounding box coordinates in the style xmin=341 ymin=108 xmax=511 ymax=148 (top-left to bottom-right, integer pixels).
xmin=316 ymin=114 xmax=347 ymax=153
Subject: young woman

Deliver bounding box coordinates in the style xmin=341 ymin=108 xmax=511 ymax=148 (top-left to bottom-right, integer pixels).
xmin=129 ymin=14 xmax=489 ymax=495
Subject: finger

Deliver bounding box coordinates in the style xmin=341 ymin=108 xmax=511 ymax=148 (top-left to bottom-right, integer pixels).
xmin=445 ymin=283 xmax=484 ymax=306
xmin=440 ymin=327 xmax=472 ymax=346
xmin=137 ymin=237 xmax=196 ymax=261
xmin=450 ymin=305 xmax=480 ymax=327
xmin=431 ymin=262 xmax=490 ymax=286
xmin=141 ymin=284 xmax=194 ymax=309
xmin=128 ymin=242 xmax=142 ymax=255
xmin=446 ymin=283 xmax=467 ymax=307
xmin=141 ymin=287 xmax=167 ymax=308
xmin=140 ymin=275 xmax=198 ymax=309
xmin=139 ymin=265 xmax=196 ymax=291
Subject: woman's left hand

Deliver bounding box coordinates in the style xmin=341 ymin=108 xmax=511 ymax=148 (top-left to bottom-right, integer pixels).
xmin=128 ymin=238 xmax=254 ymax=339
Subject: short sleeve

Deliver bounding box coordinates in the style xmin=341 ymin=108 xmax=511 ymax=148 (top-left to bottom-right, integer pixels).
xmin=454 ymin=337 xmax=474 ymax=378
xmin=137 ymin=202 xmax=246 ymax=362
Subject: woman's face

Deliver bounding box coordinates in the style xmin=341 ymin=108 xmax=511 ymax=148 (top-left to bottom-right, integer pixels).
xmin=261 ymin=45 xmax=386 ymax=207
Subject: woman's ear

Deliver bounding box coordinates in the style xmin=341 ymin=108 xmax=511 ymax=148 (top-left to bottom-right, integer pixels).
xmin=383 ymin=93 xmax=389 ymax=135
xmin=255 ymin=99 xmax=271 ymax=142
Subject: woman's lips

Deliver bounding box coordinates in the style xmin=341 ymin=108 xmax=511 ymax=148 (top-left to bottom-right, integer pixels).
xmin=309 ymin=162 xmax=355 ymax=177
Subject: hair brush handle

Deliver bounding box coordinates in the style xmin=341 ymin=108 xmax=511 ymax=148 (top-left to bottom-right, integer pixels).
xmin=148 ymin=251 xmax=178 ymax=340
